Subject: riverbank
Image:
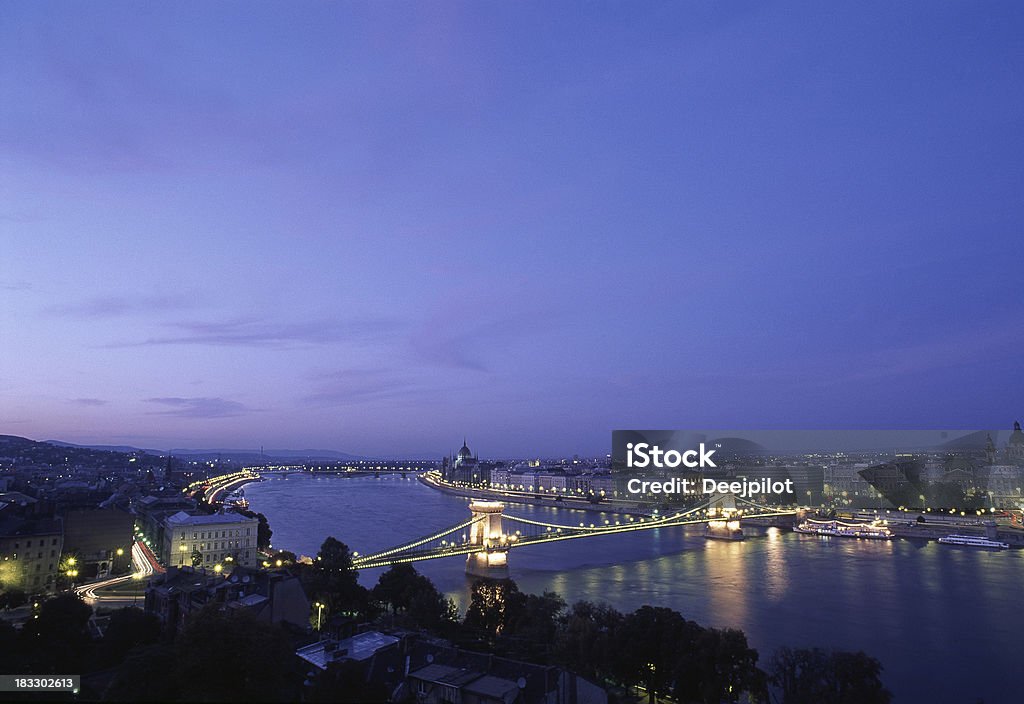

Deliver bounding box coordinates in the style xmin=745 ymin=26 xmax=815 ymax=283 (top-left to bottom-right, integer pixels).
xmin=206 ymin=474 xmax=261 ymax=502
xmin=418 ymin=472 xmax=660 ymax=517
xmin=888 ymin=521 xmax=1024 ymax=546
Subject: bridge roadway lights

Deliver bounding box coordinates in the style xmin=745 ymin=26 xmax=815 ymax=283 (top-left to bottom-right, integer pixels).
xmin=466 ymin=500 xmax=510 ymax=579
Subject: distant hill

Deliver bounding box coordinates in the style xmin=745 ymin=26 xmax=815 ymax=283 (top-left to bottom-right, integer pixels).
xmin=1 ymin=434 xmax=162 ymax=468
xmin=162 ymin=448 xmax=367 ymax=463
xmin=40 ymin=438 xmax=367 ymax=463
xmin=46 ymin=440 xmax=164 ymax=455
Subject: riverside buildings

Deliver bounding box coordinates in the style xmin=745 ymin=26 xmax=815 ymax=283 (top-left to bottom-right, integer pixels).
xmin=161 ymin=510 xmax=259 ymax=568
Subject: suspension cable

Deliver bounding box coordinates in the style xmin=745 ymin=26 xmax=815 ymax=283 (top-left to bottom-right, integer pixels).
xmin=354 ymin=515 xmax=485 ymax=563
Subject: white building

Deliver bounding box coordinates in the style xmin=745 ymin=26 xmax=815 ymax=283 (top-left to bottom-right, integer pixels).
xmin=163 ymin=511 xmax=260 ymax=568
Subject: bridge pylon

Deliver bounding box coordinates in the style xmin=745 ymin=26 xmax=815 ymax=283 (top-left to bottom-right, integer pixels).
xmin=705 ymin=492 xmax=744 ymax=540
xmin=465 ymin=500 xmax=510 ymax=579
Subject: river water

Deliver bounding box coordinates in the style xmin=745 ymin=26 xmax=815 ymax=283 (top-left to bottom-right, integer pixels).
xmin=245 ymin=472 xmax=1023 ymax=703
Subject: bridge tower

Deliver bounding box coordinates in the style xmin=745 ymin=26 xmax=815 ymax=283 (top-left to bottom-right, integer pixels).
xmin=705 ymin=492 xmax=744 ymax=540
xmin=465 ymin=501 xmax=510 ymax=579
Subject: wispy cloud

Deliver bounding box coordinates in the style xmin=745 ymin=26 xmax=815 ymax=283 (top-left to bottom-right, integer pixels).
xmin=144 ymin=397 xmax=250 ymax=418
xmin=45 ymin=294 xmax=196 ymax=318
xmin=126 ymin=317 xmax=402 ymax=349
xmin=303 ymin=368 xmax=424 ymax=407
xmin=823 ymin=320 xmax=1024 ymax=386
xmin=410 ymin=305 xmax=554 ymax=372
xmin=70 ymin=397 xmax=107 ymax=406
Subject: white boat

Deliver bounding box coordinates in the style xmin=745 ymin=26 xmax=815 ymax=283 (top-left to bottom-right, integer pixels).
xmin=937 ymin=534 xmax=1009 ymax=549
xmin=794 ymin=518 xmax=893 ymax=540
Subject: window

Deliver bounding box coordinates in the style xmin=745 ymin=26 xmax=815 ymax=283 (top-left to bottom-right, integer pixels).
xmin=52 ymin=538 xmax=57 ymax=546
xmin=26 ymin=540 xmax=32 ymax=547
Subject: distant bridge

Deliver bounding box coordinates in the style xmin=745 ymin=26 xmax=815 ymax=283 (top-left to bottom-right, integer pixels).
xmin=352 ymin=496 xmax=797 ymax=577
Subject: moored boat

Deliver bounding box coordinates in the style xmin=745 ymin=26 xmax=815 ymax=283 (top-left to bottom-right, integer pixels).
xmin=794 ymin=518 xmax=893 ymax=540
xmin=937 ymin=534 xmax=1009 ymax=549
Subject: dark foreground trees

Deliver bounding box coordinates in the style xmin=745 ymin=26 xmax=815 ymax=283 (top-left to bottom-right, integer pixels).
xmin=769 ymin=646 xmax=890 ymax=704
xmin=105 ymin=605 xmax=298 ymax=702
xmin=371 ymin=563 xmax=457 ymax=632
xmin=301 ymin=536 xmax=370 ymax=619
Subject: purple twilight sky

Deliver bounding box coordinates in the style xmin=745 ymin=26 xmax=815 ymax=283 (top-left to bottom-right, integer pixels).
xmin=1 ymin=1 xmax=1023 ymax=457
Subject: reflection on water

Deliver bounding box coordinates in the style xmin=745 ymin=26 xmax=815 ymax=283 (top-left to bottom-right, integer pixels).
xmin=763 ymin=527 xmax=789 ymax=601
xmin=246 ymin=473 xmax=1024 ymax=703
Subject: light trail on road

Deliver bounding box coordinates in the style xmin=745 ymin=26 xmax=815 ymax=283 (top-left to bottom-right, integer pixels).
xmin=75 ymin=541 xmax=156 ymax=604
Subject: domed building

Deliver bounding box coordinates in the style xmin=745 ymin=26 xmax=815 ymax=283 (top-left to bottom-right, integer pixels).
xmin=1008 ymin=421 xmax=1024 ymax=464
xmin=456 ymin=439 xmax=475 ymax=467
xmin=441 ymin=438 xmax=480 ymax=483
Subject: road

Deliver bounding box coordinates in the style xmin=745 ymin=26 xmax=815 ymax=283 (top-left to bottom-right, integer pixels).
xmin=74 ymin=540 xmax=160 ymax=607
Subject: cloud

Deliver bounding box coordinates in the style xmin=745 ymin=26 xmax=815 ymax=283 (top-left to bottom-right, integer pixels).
xmin=144 ymin=397 xmax=250 ymax=418
xmin=409 ymin=307 xmax=553 ymax=372
xmin=127 ymin=317 xmax=402 ymax=348
xmin=0 ymin=280 xmax=32 ymax=291
xmin=70 ymin=398 xmax=107 ymax=406
xmin=302 ymin=368 xmax=424 ymax=407
xmin=823 ymin=320 xmax=1024 ymax=386
xmin=45 ymin=294 xmax=196 ymax=318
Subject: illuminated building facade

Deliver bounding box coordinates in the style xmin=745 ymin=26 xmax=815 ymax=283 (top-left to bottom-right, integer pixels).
xmin=162 ymin=511 xmax=259 ymax=568
xmin=0 ymin=515 xmax=63 ymax=593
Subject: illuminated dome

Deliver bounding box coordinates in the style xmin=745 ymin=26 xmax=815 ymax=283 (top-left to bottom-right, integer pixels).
xmin=458 ymin=439 xmax=473 ymax=459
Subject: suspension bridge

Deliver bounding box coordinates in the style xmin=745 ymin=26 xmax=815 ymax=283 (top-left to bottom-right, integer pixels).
xmin=351 ymin=496 xmax=798 ymax=577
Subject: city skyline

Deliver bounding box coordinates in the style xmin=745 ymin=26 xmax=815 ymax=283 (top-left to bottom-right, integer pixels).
xmin=3 ymin=2 xmax=1024 ymax=457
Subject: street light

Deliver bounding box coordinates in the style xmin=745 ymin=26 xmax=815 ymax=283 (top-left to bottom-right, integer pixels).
xmin=314 ymin=601 xmax=326 ymax=631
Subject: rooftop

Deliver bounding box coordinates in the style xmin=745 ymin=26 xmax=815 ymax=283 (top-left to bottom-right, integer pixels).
xmin=165 ymin=510 xmax=257 ymax=526
xmin=296 ymin=631 xmax=400 ymax=670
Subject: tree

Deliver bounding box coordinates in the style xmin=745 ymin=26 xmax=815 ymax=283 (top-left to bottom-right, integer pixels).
xmin=20 ymin=593 xmax=94 ymax=674
xmin=0 ymin=619 xmax=22 ymax=673
xmin=104 ymin=643 xmax=177 ymax=702
xmin=682 ymin=627 xmax=766 ymax=704
xmin=256 ymin=512 xmax=273 ymax=550
xmin=614 ymin=606 xmax=694 ymax=701
xmin=303 ymin=537 xmax=369 ymax=617
xmin=0 ymin=588 xmax=27 ymax=610
xmin=173 ymin=604 xmax=298 ymax=702
xmin=769 ymin=647 xmax=890 ymax=704
xmin=100 ymin=608 xmax=161 ymax=665
xmin=191 ymin=548 xmax=203 ymax=567
xmin=234 ymin=508 xmax=273 ymax=550
xmin=463 ymin=578 xmax=527 ymax=640
xmin=372 ymin=564 xmax=420 ymax=614
xmin=506 ymin=591 xmax=566 ymax=646
xmin=309 ymin=658 xmax=389 ymax=703
xmin=270 ymin=550 xmax=297 ymax=566
xmin=371 ymin=564 xmax=456 ymax=632
xmin=554 ymin=601 xmax=624 ymax=683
